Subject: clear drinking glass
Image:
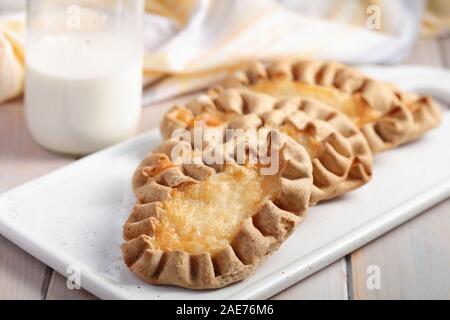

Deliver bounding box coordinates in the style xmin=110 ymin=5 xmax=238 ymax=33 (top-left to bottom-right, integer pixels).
xmin=25 ymin=0 xmax=144 ymax=155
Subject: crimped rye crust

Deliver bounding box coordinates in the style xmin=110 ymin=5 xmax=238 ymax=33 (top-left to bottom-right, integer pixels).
xmin=160 ymin=89 xmax=372 ymax=204
xmin=123 ymin=132 xmax=313 ymax=289
xmin=217 ymin=60 xmax=442 ymax=153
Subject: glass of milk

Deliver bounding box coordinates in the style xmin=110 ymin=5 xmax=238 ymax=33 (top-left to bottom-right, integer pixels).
xmin=25 ymin=0 xmax=144 ymax=155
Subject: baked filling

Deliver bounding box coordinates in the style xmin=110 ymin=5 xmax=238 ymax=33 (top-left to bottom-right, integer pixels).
xmin=152 ymin=165 xmax=280 ymax=255
xmin=249 ymin=80 xmax=381 ymax=128
xmin=141 ymin=155 xmax=175 ymax=178
xmin=168 ymin=107 xmax=225 ymax=129
xmin=280 ymin=123 xmax=322 ymax=158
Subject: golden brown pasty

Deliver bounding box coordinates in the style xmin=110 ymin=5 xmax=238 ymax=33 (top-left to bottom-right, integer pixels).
xmin=122 ymin=131 xmax=313 ymax=289
xmin=218 ymin=60 xmax=442 ymax=153
xmin=161 ymin=89 xmax=372 ymax=204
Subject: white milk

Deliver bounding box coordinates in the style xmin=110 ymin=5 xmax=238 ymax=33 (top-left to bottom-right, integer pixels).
xmin=25 ymin=34 xmax=142 ymax=155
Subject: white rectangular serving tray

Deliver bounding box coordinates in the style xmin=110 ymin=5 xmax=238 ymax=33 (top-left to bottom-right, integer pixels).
xmin=0 ymin=66 xmax=450 ymax=300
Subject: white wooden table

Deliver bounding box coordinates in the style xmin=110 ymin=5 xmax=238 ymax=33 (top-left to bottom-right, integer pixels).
xmin=0 ymin=38 xmax=449 ymax=300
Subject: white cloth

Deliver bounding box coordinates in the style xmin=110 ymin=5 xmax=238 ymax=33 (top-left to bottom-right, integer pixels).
xmin=142 ymin=0 xmax=424 ymax=103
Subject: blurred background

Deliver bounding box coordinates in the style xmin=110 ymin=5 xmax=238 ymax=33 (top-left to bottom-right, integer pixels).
xmin=1 ymin=0 xmax=449 ymax=105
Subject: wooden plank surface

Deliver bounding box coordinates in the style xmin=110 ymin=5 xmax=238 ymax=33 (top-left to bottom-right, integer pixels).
xmin=0 ymin=38 xmax=449 ymax=300
xmin=441 ymin=36 xmax=450 ymax=67
xmin=0 ymin=236 xmax=51 ymax=299
xmin=405 ymin=38 xmax=444 ymax=66
xmin=350 ymin=200 xmax=450 ymax=299
xmin=348 ymin=38 xmax=450 ymax=300
xmin=272 ymin=260 xmax=348 ymax=300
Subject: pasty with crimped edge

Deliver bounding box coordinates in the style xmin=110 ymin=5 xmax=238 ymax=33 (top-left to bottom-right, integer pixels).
xmin=217 ymin=60 xmax=442 ymax=153
xmin=160 ymin=89 xmax=372 ymax=204
xmin=122 ymin=131 xmax=313 ymax=289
